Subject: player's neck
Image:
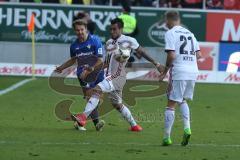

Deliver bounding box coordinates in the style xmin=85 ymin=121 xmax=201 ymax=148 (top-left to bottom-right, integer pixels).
xmin=172 ymin=22 xmax=180 ymax=28
xmin=169 ymin=24 xmax=179 ymax=29
xmin=112 ymin=34 xmax=121 ymax=40
xmin=167 ymin=21 xmax=180 ymax=29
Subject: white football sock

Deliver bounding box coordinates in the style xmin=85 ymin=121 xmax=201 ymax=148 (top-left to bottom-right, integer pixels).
xmin=164 ymin=107 xmax=175 ymax=138
xmin=120 ymin=105 xmax=137 ymax=127
xmin=179 ymin=101 xmax=190 ymax=130
xmin=83 ymin=95 xmax=100 ymax=117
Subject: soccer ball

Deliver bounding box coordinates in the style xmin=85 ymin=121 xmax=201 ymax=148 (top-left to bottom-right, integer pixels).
xmin=114 ymin=46 xmax=131 ymax=62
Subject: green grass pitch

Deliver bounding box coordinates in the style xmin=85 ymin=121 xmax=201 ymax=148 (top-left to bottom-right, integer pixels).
xmin=0 ymin=76 xmax=240 ymax=160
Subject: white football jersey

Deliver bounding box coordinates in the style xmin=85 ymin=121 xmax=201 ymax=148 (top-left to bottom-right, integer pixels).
xmin=165 ymin=25 xmax=200 ymax=80
xmin=105 ymin=34 xmax=139 ymax=79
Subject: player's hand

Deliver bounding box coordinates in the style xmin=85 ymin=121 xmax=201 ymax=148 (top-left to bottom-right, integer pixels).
xmin=155 ymin=63 xmax=165 ymax=73
xmin=83 ymin=64 xmax=94 ymax=72
xmin=159 ymin=72 xmax=167 ymax=82
xmin=54 ymin=66 xmax=63 ymax=73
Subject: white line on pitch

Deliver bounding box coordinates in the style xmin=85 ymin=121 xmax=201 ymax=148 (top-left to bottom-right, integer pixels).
xmin=0 ymin=141 xmax=240 ymax=148
xmin=0 ymin=78 xmax=35 ymax=96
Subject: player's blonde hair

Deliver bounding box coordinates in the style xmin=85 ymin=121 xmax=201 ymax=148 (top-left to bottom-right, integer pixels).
xmin=165 ymin=10 xmax=180 ymax=21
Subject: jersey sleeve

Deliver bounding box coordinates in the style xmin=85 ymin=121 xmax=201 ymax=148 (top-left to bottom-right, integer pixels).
xmin=93 ymin=36 xmax=103 ymax=58
xmin=70 ymin=44 xmax=75 ymax=58
xmin=129 ymin=37 xmax=140 ymax=50
xmin=165 ymin=31 xmax=175 ymax=52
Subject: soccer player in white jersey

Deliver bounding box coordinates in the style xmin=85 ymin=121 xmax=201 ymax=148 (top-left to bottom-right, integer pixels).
xmin=72 ymin=18 xmax=164 ymax=132
xmin=159 ymin=11 xmax=202 ymax=146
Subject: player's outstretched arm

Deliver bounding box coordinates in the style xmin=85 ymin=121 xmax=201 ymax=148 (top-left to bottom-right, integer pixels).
xmin=55 ymin=57 xmax=76 ymax=73
xmin=136 ymin=46 xmax=164 ymax=72
xmin=80 ymin=57 xmax=103 ymax=80
xmin=89 ymin=57 xmax=104 ymax=71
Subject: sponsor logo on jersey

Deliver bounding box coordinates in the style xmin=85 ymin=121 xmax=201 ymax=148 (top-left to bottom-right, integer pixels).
xmin=77 ymin=51 xmax=94 ymax=57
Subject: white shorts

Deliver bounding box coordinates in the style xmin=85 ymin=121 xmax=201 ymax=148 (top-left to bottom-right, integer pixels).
xmin=98 ymin=78 xmax=124 ymax=104
xmin=167 ymin=80 xmax=195 ymax=103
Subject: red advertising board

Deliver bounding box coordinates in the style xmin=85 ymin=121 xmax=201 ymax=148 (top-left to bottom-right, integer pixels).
xmin=206 ymin=13 xmax=240 ymax=42
xmin=198 ymin=45 xmax=214 ymax=70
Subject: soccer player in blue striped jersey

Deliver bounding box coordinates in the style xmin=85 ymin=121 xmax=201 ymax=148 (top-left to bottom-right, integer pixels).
xmin=55 ymin=18 xmax=105 ymax=131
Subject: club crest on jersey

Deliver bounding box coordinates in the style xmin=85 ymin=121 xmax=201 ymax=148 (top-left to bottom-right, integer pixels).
xmin=98 ymin=48 xmax=103 ymax=55
xmin=87 ymin=45 xmax=91 ymax=49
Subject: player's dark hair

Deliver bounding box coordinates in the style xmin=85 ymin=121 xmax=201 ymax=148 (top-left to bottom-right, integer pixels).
xmin=72 ymin=12 xmax=88 ymax=29
xmin=110 ymin=18 xmax=124 ymax=29
xmin=165 ymin=10 xmax=180 ymax=21
xmin=72 ymin=11 xmax=96 ymax=34
xmin=74 ymin=12 xmax=86 ymax=20
xmin=123 ymin=5 xmax=131 ymax=13
xmin=72 ymin=19 xmax=87 ymax=29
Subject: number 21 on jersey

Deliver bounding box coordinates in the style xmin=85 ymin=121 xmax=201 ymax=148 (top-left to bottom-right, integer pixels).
xmin=179 ymin=35 xmax=195 ymax=61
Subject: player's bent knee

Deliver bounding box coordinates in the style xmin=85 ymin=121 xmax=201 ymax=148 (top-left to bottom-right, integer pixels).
xmin=85 ymin=89 xmax=93 ymax=100
xmin=167 ymin=99 xmax=177 ymax=108
xmin=112 ymin=103 xmax=123 ymax=111
xmin=93 ymin=85 xmax=102 ymax=95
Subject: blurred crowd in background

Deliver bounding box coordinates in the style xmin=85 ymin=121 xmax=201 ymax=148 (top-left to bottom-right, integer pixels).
xmin=0 ymin=0 xmax=240 ymax=10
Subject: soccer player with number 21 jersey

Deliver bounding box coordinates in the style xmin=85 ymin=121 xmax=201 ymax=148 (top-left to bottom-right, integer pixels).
xmin=159 ymin=10 xmax=202 ymax=146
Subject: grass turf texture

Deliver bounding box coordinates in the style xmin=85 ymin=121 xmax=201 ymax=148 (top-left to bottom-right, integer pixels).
xmin=0 ymin=76 xmax=240 ymax=160
xmin=0 ymin=76 xmax=28 ymax=90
